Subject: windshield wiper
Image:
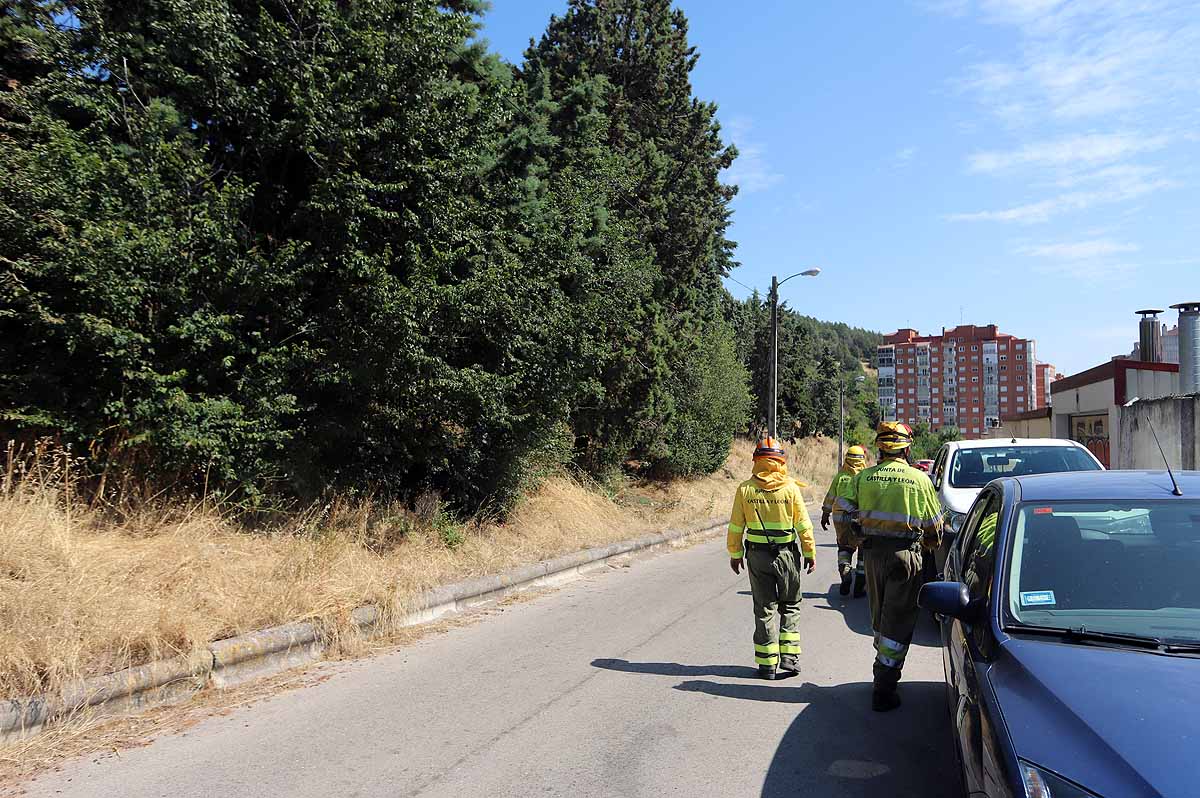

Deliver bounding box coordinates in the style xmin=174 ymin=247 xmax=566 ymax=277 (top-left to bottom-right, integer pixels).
xmin=1010 ymin=624 xmax=1163 ymax=648
xmin=1012 ymin=625 xmax=1200 ymax=655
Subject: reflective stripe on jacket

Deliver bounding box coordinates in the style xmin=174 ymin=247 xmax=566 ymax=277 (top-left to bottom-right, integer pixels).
xmin=822 ymin=468 xmax=857 ymax=523
xmin=836 ymin=458 xmax=942 ymax=547
xmin=728 ymin=478 xmax=815 ymax=559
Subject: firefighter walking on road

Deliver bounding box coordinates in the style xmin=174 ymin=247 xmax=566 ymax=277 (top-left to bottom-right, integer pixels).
xmin=728 ymin=437 xmax=816 ymax=680
xmin=837 ymin=422 xmax=942 ymax=712
xmin=821 ymin=445 xmax=868 ymax=597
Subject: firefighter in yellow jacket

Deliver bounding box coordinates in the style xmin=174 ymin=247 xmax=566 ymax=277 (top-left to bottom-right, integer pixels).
xmin=728 ymin=437 xmax=816 ymax=680
xmin=837 ymin=422 xmax=942 ymax=711
xmin=821 ymin=445 xmax=868 ymax=597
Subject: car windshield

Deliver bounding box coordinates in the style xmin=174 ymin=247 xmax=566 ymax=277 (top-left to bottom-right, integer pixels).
xmin=1007 ymin=501 xmax=1200 ymax=643
xmin=948 ymin=446 xmax=1100 ymax=488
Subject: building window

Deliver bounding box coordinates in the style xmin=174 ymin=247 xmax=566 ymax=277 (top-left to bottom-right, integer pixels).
xmin=1000 ymin=386 xmax=1008 ymax=393
xmin=1015 ymin=343 xmax=1025 ymax=350
xmin=999 ymin=355 xmax=1007 ymax=361
xmin=1016 ymin=354 xmax=1024 ymax=360
xmin=1017 ymin=386 xmax=1025 ymax=392
xmin=971 ymin=345 xmax=979 ymax=351
xmin=972 ymin=376 xmax=979 ymax=383
xmin=1000 ymin=365 xmax=1007 ymax=372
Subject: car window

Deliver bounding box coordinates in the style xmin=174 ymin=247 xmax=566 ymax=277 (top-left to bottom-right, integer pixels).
xmin=1007 ymin=501 xmax=1200 ymax=643
xmin=953 ymin=491 xmax=993 ymax=566
xmin=932 ymin=446 xmax=949 ymax=488
xmin=948 ymin=445 xmax=1100 ymax=489
xmin=960 ymin=491 xmax=1001 ymax=605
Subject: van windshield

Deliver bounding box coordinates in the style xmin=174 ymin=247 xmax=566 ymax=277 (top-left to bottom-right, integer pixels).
xmin=948 ymin=446 xmax=1100 ymax=488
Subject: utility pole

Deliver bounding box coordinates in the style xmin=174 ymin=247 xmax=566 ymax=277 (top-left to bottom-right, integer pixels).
xmin=838 ymin=375 xmax=844 ymax=465
xmin=768 ymin=276 xmax=779 ymax=439
xmin=838 ymin=374 xmax=866 ymax=464
xmin=766 ymin=269 xmax=821 ymax=440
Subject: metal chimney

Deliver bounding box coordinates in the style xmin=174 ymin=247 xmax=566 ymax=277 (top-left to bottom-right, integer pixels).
xmin=1171 ymin=302 xmax=1200 ymax=394
xmin=1136 ymin=309 xmax=1164 ymax=363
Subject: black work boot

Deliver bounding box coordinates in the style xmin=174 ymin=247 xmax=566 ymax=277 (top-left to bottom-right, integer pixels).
xmin=872 ymin=689 xmax=902 ymax=712
xmin=758 ymin=665 xmax=777 ymax=680
xmin=871 ymin=662 xmax=902 ymax=712
xmin=779 ymin=654 xmax=800 ymax=674
xmin=839 ymin=567 xmax=853 ymax=596
xmin=853 ymin=571 xmax=867 ymax=598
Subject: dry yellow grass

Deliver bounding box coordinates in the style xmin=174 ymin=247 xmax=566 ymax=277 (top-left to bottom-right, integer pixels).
xmin=0 ymin=436 xmax=842 ymax=701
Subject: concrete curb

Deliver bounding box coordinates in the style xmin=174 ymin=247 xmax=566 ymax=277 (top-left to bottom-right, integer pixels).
xmin=0 ymin=516 xmax=724 ymax=744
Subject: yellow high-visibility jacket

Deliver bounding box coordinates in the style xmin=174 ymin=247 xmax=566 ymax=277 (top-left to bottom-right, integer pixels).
xmin=822 ymin=468 xmax=857 ymax=524
xmin=836 ymin=457 xmax=943 ymax=549
xmin=727 ymin=477 xmax=815 ymax=560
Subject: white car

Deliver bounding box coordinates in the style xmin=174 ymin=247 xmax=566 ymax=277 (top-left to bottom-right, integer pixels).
xmin=928 ymin=437 xmax=1104 ymax=574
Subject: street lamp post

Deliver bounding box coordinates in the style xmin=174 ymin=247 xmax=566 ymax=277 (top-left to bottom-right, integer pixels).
xmin=838 ymin=374 xmax=866 ymax=465
xmin=768 ymin=268 xmax=821 ymax=439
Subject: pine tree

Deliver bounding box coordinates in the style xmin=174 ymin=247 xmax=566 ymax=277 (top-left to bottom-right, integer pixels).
xmin=523 ymin=0 xmax=741 ymax=470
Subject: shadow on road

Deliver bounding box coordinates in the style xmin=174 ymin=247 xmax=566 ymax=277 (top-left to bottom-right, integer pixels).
xmin=591 ymin=658 xmax=763 ymax=679
xmin=812 ymin=588 xmax=873 ymax=636
xmin=674 ymin=679 xmax=956 ymax=798
xmin=808 ymin=585 xmax=943 ymax=649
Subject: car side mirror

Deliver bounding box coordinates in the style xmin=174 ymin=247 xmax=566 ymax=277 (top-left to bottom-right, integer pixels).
xmin=918 ymin=581 xmax=980 ymax=623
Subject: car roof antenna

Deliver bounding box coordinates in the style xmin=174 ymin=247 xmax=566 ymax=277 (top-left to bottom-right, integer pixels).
xmin=1125 ymin=397 xmax=1183 ymax=496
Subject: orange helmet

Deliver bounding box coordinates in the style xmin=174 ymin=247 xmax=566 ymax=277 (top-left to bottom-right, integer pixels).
xmin=753 ymin=436 xmax=787 ymax=463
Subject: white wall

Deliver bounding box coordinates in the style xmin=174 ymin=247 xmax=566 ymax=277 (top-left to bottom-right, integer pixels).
xmin=1116 ymin=396 xmax=1199 ymax=470
xmin=1125 ymin=368 xmax=1180 ymax=403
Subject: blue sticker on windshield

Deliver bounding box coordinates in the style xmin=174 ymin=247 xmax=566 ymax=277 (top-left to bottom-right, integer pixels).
xmin=1020 ymin=590 xmax=1056 ymax=607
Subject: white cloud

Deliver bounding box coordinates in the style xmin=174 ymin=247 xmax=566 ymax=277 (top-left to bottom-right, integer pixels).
xmin=895 ymin=146 xmax=918 ymax=167
xmin=1032 ymin=261 xmax=1139 ymax=280
xmin=1019 ymin=239 xmax=1139 ymax=258
xmin=948 ymin=169 xmax=1173 ymax=222
xmin=722 ymin=117 xmax=783 ymax=194
xmin=956 ymin=1 xmax=1200 ymax=124
xmin=967 ymin=133 xmax=1169 ymax=173
xmin=938 ymin=1 xmax=1196 ymax=224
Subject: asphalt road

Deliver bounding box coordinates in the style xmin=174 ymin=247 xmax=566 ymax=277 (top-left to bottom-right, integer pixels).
xmin=24 ymin=516 xmax=956 ymax=798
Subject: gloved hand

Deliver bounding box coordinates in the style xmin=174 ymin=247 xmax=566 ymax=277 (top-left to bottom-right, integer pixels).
xmin=820 ymin=511 xmax=830 ymax=531
xmin=804 ymin=557 xmax=816 ymax=574
xmin=730 ymin=557 xmax=743 ymax=575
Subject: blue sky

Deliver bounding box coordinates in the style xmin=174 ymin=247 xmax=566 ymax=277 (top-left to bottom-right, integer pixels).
xmin=479 ymin=0 xmax=1200 ymax=375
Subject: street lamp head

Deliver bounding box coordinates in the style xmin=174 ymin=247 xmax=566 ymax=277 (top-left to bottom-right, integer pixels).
xmin=854 ymin=375 xmax=866 ymax=383
xmin=801 ymin=268 xmax=821 ymax=277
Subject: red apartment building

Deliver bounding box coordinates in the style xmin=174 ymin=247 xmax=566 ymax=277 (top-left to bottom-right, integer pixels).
xmin=1034 ymin=362 xmax=1061 ymax=409
xmin=877 ymin=325 xmax=1041 ymax=439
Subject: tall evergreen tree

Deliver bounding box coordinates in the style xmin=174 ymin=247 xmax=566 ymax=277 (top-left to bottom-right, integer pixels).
xmin=523 ymin=0 xmax=740 ymax=469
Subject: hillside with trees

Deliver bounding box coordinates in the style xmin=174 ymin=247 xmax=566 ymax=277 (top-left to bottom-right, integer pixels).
xmin=1 ymin=0 xmax=879 ymax=516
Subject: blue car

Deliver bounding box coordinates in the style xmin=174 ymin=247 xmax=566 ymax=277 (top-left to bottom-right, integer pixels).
xmin=920 ymin=470 xmax=1200 ymax=798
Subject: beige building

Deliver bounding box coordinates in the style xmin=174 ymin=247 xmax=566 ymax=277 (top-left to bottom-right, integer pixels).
xmin=1050 ymin=359 xmax=1179 ymax=467
xmin=990 ymin=407 xmax=1052 ymax=440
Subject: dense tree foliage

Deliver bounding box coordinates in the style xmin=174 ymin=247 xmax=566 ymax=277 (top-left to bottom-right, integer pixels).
xmin=1 ymin=0 xmax=873 ymax=514
xmin=909 ymin=423 xmax=963 ymax=462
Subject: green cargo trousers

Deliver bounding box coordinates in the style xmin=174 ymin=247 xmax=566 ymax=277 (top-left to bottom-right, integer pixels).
xmin=746 ymin=545 xmax=803 ymax=667
xmin=863 ymin=538 xmax=923 ymax=691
